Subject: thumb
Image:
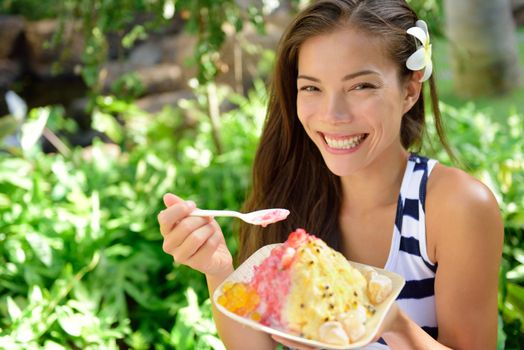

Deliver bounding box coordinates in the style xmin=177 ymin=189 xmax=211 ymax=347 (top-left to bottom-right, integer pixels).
xmin=163 ymin=193 xmax=183 ymax=207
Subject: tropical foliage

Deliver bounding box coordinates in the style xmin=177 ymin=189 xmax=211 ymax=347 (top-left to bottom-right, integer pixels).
xmin=1 ymin=0 xmax=523 ymax=349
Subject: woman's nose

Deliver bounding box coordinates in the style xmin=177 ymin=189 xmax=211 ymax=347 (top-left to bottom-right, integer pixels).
xmin=322 ymin=93 xmax=353 ymax=122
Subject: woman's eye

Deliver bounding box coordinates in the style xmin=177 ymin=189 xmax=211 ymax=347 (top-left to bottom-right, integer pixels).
xmin=353 ymin=83 xmax=375 ymax=90
xmin=299 ymin=85 xmax=319 ymax=92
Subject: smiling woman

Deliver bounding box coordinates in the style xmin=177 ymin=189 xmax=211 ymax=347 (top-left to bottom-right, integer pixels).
xmin=296 ymin=28 xmax=414 ymax=177
xmin=157 ymin=1 xmax=504 ymax=349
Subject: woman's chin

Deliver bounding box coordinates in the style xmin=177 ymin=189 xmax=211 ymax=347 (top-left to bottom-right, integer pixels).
xmin=323 ymin=161 xmax=359 ymax=177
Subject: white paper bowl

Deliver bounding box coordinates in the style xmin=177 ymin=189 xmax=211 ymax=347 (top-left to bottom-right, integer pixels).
xmin=213 ymin=244 xmax=405 ymax=349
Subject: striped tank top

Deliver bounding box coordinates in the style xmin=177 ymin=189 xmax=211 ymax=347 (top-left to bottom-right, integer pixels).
xmin=361 ymin=153 xmax=439 ymax=349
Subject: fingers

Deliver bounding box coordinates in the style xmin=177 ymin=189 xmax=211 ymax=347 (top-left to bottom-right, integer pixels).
xmin=158 ymin=200 xmax=196 ymax=237
xmin=185 ymin=224 xmax=222 ymax=262
xmin=163 ymin=193 xmax=181 ymax=207
xmin=158 ymin=196 xmax=232 ymax=276
xmin=374 ymin=302 xmax=400 ymax=338
xmin=184 ymin=222 xmax=230 ymax=275
xmin=165 ymin=220 xmax=216 ymax=262
xmin=158 ymin=194 xmax=216 ymax=263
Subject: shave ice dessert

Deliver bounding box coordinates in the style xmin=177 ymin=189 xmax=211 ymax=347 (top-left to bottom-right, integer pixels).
xmin=217 ymin=229 xmax=393 ymax=346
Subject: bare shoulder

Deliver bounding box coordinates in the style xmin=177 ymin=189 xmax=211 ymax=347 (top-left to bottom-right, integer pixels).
xmin=425 ymin=164 xmax=504 ymax=347
xmin=427 ymin=163 xmax=500 ymax=210
xmin=425 ymin=163 xmax=504 ymax=261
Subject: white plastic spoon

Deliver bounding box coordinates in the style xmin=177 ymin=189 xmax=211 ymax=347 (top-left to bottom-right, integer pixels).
xmin=190 ymin=208 xmax=290 ymax=227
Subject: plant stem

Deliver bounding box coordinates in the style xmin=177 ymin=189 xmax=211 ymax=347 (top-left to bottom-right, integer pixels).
xmin=207 ymin=82 xmax=223 ymax=154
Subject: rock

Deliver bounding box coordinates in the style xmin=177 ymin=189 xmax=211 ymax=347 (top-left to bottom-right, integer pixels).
xmin=136 ymin=63 xmax=185 ymax=94
xmin=159 ymin=33 xmax=198 ymax=82
xmin=99 ymin=61 xmax=185 ymax=96
xmin=25 ymin=19 xmax=84 ymax=77
xmin=98 ymin=61 xmax=132 ymax=90
xmin=0 ymin=16 xmax=25 ymax=59
xmin=129 ymin=39 xmax=163 ymax=67
xmin=215 ymin=20 xmax=285 ymax=91
xmin=0 ymin=59 xmax=22 ymax=89
xmin=135 ymin=90 xmax=194 ymax=113
xmin=135 ymin=90 xmax=198 ymax=136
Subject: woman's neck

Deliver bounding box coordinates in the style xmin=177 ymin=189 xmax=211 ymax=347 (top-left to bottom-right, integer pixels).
xmin=340 ymin=148 xmax=409 ymax=216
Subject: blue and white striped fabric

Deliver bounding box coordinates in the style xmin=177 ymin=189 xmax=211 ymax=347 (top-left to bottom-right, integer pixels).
xmin=361 ymin=153 xmax=438 ymax=349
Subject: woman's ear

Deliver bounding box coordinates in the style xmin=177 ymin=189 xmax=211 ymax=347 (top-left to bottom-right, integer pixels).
xmin=402 ymin=71 xmax=424 ymax=114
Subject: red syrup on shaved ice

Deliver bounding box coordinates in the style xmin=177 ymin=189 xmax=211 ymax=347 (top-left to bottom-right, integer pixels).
xmin=217 ymin=229 xmax=395 ymax=346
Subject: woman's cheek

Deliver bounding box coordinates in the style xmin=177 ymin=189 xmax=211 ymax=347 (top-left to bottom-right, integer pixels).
xmin=297 ymin=96 xmax=317 ymax=122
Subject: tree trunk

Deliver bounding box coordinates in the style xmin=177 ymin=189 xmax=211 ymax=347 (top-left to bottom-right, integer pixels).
xmin=443 ymin=0 xmax=522 ymax=97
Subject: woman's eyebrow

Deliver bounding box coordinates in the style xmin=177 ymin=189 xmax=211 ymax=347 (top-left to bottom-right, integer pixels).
xmin=342 ymin=70 xmax=380 ymax=81
xmin=297 ymin=75 xmax=320 ymax=82
xmin=297 ymin=70 xmax=380 ymax=82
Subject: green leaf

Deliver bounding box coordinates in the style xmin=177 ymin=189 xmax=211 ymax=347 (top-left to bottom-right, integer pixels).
xmin=56 ymin=306 xmax=84 ymax=337
xmin=21 ymin=107 xmax=49 ymax=152
xmin=507 ymin=264 xmax=524 ymax=282
xmin=29 ymin=286 xmax=43 ymax=303
xmin=0 ymin=192 xmax=12 ymax=207
xmin=6 ymin=239 xmax=26 ymax=264
xmin=198 ymin=334 xmax=226 ymax=350
xmin=126 ymin=330 xmax=149 ymax=350
xmin=0 ymin=336 xmax=17 ymax=349
xmin=25 ymin=232 xmax=53 ymax=267
xmin=122 ymin=25 xmax=148 ymax=48
xmin=507 ymin=283 xmax=524 ymax=313
xmin=0 ymin=158 xmax=32 ymax=189
xmin=104 ymin=244 xmax=133 ymax=258
xmin=511 ymin=248 xmax=524 ymax=265
xmin=497 ymin=313 xmax=507 ymax=350
xmin=92 ymin=110 xmax=124 ymax=144
xmin=43 ymin=340 xmax=67 ymax=350
xmin=14 ymin=321 xmax=35 ymax=342
xmin=6 ymin=296 xmax=22 ymax=321
xmin=0 ymin=115 xmax=21 ymax=141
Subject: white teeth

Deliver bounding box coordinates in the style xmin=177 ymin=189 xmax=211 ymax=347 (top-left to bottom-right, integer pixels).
xmin=324 ymin=134 xmax=365 ymax=149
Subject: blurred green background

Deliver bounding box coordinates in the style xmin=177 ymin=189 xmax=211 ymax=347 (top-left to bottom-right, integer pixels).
xmin=0 ymin=0 xmax=523 ymax=349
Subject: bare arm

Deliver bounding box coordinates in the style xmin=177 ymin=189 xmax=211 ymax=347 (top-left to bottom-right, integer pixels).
xmin=158 ymin=193 xmax=276 ymax=350
xmin=383 ymin=167 xmax=503 ymax=349
xmin=430 ymin=168 xmax=503 ymax=348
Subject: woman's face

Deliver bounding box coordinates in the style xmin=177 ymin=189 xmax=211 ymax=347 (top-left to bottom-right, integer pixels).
xmin=296 ymin=28 xmax=419 ymax=177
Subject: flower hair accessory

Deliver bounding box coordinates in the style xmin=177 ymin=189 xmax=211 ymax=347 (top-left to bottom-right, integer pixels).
xmin=406 ymin=20 xmax=432 ymax=82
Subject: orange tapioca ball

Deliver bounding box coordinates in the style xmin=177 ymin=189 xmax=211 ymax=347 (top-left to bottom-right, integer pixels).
xmin=217 ymin=294 xmax=228 ymax=306
xmin=218 ymin=282 xmax=260 ymax=316
xmin=239 ymin=292 xmax=260 ymax=315
xmin=222 ymin=282 xmax=235 ymax=292
xmin=240 ymin=287 xmax=258 ymax=311
xmin=230 ymin=285 xmax=248 ymax=309
xmin=218 ymin=283 xmax=244 ymax=310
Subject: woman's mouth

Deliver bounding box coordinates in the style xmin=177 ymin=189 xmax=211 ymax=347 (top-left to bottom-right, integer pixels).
xmin=322 ymin=133 xmax=368 ymax=151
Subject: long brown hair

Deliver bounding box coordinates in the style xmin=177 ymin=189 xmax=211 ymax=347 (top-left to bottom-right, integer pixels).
xmin=237 ymin=0 xmax=453 ymax=263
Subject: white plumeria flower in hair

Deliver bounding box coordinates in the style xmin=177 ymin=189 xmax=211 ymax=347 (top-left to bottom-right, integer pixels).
xmin=406 ymin=20 xmax=432 ymax=82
